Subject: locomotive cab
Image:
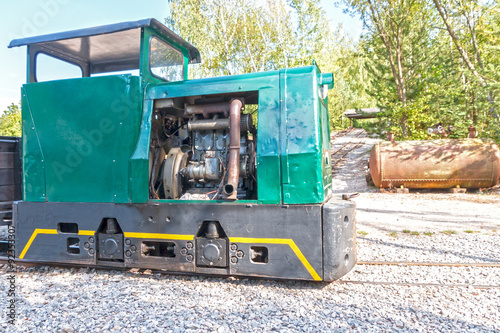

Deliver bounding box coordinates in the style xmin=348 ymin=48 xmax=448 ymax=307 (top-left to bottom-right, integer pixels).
xmin=9 ymin=19 xmax=356 ymax=281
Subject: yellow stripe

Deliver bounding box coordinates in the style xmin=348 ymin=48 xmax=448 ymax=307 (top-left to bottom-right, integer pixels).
xmin=19 ymin=229 xmax=57 ymax=259
xmin=229 ymin=237 xmax=322 ymax=281
xmin=19 ymin=229 xmax=94 ymax=259
xmin=19 ymin=230 xmax=320 ymax=280
xmin=124 ymin=232 xmax=194 ymax=241
xmin=19 ymin=229 xmax=193 ymax=259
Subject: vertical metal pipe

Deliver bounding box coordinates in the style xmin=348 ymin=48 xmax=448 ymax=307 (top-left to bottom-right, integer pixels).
xmin=224 ymin=98 xmax=243 ymax=199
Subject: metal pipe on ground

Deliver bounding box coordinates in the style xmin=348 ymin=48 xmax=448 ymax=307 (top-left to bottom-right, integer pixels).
xmin=369 ymin=139 xmax=500 ymax=189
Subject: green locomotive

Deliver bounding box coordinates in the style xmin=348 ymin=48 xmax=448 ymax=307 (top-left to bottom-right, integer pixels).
xmin=8 ymin=19 xmax=356 ymax=281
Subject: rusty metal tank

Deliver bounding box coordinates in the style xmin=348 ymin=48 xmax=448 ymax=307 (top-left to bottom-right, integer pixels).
xmin=369 ymin=139 xmax=500 ymax=189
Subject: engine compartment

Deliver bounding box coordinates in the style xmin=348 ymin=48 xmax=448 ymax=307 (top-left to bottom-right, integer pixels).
xmin=149 ymin=93 xmax=258 ymax=200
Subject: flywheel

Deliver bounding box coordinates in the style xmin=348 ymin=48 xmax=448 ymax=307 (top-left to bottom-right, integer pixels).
xmin=163 ymin=147 xmax=190 ymax=199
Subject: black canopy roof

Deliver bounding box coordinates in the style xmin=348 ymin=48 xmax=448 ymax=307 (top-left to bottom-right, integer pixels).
xmin=9 ymin=18 xmax=201 ymax=75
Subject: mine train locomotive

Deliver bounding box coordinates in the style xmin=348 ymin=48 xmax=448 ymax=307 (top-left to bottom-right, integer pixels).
xmin=7 ymin=19 xmax=356 ymax=281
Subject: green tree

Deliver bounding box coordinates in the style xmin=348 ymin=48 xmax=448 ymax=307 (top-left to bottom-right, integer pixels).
xmin=167 ymin=0 xmax=329 ymax=77
xmin=167 ymin=0 xmax=376 ymax=129
xmin=0 ymin=103 xmax=21 ymax=137
xmin=342 ymin=0 xmax=440 ymax=138
xmin=316 ymin=28 xmax=378 ymax=127
xmin=431 ymin=0 xmax=500 ymax=141
xmin=341 ymin=0 xmax=500 ymax=141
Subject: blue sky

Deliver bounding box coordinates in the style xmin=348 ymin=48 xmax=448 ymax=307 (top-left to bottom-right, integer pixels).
xmin=0 ymin=0 xmax=362 ymax=114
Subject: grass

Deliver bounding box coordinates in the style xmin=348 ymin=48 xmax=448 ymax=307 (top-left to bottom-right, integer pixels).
xmin=357 ymin=230 xmax=368 ymax=236
xmin=424 ymin=232 xmax=435 ymax=236
xmin=464 ymin=230 xmax=479 ymax=234
xmin=388 ymin=231 xmax=398 ymax=238
xmin=441 ymin=230 xmax=457 ymax=235
xmin=401 ymin=229 xmax=421 ymax=236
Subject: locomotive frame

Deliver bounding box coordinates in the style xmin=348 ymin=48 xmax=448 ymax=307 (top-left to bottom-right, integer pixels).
xmin=7 ymin=18 xmax=356 ymax=281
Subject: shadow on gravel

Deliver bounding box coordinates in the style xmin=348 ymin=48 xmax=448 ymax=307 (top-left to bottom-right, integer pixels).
xmin=389 ymin=304 xmax=496 ymax=332
xmin=357 ymin=207 xmax=499 ymax=231
xmin=133 ymin=272 xmax=333 ymax=291
xmin=358 ymin=207 xmax=498 ymax=220
xmin=358 ymin=237 xmax=500 ymax=263
xmin=33 ymin=266 xmax=333 ymax=290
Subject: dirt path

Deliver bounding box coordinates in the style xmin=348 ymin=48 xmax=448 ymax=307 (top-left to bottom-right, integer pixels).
xmin=330 ymin=128 xmax=381 ymax=194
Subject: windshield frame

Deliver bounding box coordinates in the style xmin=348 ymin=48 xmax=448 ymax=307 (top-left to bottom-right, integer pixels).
xmin=148 ymin=35 xmax=185 ymax=82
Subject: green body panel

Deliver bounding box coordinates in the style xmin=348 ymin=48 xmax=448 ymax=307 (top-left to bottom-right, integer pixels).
xmin=22 ymin=64 xmax=331 ymax=205
xmin=279 ymin=66 xmax=332 ymax=204
xmin=21 ymin=89 xmax=46 ymax=202
xmin=22 ymin=75 xmax=143 ymax=203
xmin=129 ymin=98 xmax=152 ymax=203
xmin=319 ymin=98 xmax=333 ymax=198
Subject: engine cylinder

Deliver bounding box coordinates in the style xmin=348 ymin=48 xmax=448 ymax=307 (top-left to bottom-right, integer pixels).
xmin=369 ymin=138 xmax=500 ymax=189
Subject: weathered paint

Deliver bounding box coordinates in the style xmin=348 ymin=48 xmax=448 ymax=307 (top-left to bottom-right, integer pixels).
xmin=279 ymin=66 xmax=333 ymax=204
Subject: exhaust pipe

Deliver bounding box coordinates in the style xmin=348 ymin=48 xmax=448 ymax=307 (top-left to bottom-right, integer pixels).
xmin=185 ymin=102 xmax=230 ymax=118
xmin=224 ymin=98 xmax=243 ymax=200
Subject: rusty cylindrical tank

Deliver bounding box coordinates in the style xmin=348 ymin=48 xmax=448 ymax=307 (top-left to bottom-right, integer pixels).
xmin=369 ymin=139 xmax=500 ymax=189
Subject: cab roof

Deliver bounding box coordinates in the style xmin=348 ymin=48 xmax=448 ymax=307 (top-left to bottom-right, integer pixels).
xmin=8 ymin=18 xmax=200 ymax=75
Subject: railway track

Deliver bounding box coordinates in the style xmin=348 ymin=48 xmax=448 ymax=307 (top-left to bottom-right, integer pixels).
xmin=2 ymin=257 xmax=499 ymax=288
xmin=330 ymin=127 xmax=355 ymax=140
xmin=338 ymin=280 xmax=500 ymax=289
xmin=337 ymin=260 xmax=500 ymax=289
xmin=330 ymin=128 xmax=367 ymax=170
xmin=357 ymin=261 xmax=500 ymax=268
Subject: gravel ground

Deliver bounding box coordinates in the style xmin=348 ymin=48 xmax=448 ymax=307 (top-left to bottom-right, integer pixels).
xmin=1 ymin=266 xmax=499 ymax=332
xmin=1 ymin=129 xmax=499 ymax=332
xmin=354 ymin=193 xmax=500 ymax=264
